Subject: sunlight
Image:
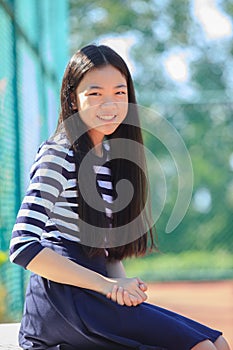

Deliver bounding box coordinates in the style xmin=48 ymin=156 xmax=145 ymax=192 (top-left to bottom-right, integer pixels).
xmin=98 ymin=34 xmax=137 ymax=74
xmin=192 ymin=0 xmax=233 ymax=40
xmin=163 ymin=52 xmax=189 ymax=83
xmin=229 ymin=153 xmax=233 ymax=171
xmin=193 ymin=187 xmax=212 ymax=213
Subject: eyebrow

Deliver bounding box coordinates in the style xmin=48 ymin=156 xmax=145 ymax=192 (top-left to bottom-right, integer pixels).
xmin=88 ymin=84 xmax=127 ymax=90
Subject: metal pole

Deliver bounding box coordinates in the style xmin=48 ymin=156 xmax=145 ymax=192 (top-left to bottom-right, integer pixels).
xmin=11 ymin=0 xmax=25 ymax=315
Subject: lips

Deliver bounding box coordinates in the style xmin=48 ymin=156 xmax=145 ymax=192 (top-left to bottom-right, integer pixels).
xmin=97 ymin=115 xmax=117 ymax=121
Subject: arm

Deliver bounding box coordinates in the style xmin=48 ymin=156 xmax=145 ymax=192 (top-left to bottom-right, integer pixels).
xmin=9 ymin=142 xmax=68 ymax=267
xmin=10 ymin=143 xmax=146 ymax=304
xmin=26 ymin=247 xmax=116 ymax=295
xmin=9 ymin=142 xmax=114 ymax=295
xmin=27 ymin=248 xmax=147 ymax=304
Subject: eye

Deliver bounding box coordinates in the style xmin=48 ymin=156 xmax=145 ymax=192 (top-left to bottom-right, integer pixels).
xmin=88 ymin=92 xmax=101 ymax=96
xmin=116 ymin=91 xmax=127 ymax=95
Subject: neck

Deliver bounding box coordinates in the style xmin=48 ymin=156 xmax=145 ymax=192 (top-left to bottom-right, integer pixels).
xmin=93 ymin=143 xmax=103 ymax=157
xmin=88 ymin=130 xmax=104 ymax=157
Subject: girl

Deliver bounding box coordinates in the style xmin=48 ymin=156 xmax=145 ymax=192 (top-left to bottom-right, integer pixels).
xmin=10 ymin=44 xmax=230 ymax=350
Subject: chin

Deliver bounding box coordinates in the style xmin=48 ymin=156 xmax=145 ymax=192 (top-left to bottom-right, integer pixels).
xmin=99 ymin=125 xmax=120 ymax=135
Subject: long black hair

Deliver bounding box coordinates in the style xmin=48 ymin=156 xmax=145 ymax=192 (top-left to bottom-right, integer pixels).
xmin=57 ymin=44 xmax=157 ymax=260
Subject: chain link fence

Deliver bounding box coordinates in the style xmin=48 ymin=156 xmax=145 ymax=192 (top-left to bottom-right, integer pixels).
xmin=0 ymin=0 xmax=68 ymax=322
xmin=0 ymin=0 xmax=232 ymax=324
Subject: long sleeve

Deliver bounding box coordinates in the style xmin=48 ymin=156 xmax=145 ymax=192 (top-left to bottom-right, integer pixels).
xmin=9 ymin=141 xmax=70 ymax=268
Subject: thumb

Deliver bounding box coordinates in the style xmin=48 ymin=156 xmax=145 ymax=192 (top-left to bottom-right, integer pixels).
xmin=136 ymin=277 xmax=148 ymax=291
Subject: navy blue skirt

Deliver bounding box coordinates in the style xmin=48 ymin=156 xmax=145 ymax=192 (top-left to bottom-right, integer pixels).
xmin=19 ymin=238 xmax=222 ymax=350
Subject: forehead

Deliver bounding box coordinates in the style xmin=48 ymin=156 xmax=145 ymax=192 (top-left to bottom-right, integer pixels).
xmin=79 ymin=65 xmax=127 ymax=89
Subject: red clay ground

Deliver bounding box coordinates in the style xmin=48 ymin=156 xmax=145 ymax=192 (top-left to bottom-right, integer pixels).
xmin=0 ymin=281 xmax=231 ymax=349
xmin=147 ymin=280 xmax=233 ymax=348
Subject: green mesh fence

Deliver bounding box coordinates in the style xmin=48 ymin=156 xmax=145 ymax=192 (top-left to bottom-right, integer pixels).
xmin=0 ymin=0 xmax=69 ymax=322
xmin=0 ymin=0 xmax=232 ymax=324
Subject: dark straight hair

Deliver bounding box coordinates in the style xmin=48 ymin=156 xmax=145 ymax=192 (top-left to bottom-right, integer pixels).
xmin=57 ymin=44 xmax=157 ymax=260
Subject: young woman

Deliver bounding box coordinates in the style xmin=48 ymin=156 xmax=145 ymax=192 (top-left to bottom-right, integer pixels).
xmin=10 ymin=44 xmax=230 ymax=350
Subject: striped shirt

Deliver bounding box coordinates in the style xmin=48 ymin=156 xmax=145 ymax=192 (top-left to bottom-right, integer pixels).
xmin=9 ymin=134 xmax=113 ymax=268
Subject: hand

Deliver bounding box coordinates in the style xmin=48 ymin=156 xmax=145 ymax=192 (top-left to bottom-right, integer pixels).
xmin=137 ymin=277 xmax=148 ymax=293
xmin=106 ymin=277 xmax=148 ymax=306
xmin=106 ymin=285 xmax=140 ymax=306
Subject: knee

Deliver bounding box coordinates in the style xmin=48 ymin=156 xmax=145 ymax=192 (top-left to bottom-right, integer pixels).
xmin=191 ymin=339 xmax=216 ymax=350
xmin=214 ymin=335 xmax=231 ymax=350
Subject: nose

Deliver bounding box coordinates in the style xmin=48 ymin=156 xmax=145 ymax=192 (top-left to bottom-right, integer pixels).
xmin=100 ymin=98 xmax=117 ymax=112
xmin=102 ymin=94 xmax=115 ymax=104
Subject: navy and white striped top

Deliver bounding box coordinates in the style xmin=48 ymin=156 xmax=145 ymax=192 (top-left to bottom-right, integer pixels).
xmin=9 ymin=133 xmax=113 ymax=269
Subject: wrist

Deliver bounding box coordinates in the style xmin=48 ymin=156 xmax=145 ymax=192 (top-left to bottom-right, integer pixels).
xmin=97 ymin=276 xmax=117 ymax=295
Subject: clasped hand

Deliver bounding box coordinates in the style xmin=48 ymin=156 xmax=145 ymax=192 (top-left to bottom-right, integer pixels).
xmin=106 ymin=277 xmax=148 ymax=307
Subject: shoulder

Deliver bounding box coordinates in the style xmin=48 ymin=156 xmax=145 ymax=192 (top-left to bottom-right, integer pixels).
xmin=37 ymin=132 xmax=75 ymax=161
xmin=38 ymin=132 xmax=72 ymax=157
xmin=30 ymin=133 xmax=75 ymax=179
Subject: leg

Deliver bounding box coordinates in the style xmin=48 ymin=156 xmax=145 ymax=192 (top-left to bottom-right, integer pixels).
xmin=191 ymin=340 xmax=217 ymax=350
xmin=214 ymin=336 xmax=231 ymax=350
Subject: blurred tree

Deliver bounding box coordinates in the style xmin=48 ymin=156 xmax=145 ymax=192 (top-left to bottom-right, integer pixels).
xmin=69 ymin=0 xmax=233 ymax=254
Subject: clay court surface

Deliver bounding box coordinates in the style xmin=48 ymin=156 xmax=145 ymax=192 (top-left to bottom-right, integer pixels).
xmin=0 ymin=280 xmax=232 ymax=349
xmin=147 ymin=280 xmax=233 ymax=348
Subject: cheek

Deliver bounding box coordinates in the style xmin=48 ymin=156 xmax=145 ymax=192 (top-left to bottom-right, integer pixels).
xmin=78 ymin=109 xmax=94 ymax=127
xmin=77 ymin=95 xmax=87 ymax=111
xmin=78 ymin=99 xmax=100 ymax=116
xmin=120 ymin=103 xmax=128 ymax=119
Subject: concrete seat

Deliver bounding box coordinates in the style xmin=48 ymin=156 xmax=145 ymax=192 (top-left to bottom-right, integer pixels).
xmin=0 ymin=323 xmax=21 ymax=349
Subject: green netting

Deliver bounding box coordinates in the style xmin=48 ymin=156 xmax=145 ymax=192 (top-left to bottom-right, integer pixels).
xmin=1 ymin=0 xmax=232 ymax=324
xmin=0 ymin=0 xmax=68 ymax=322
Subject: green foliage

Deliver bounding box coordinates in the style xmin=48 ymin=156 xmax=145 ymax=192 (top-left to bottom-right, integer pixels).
xmin=70 ymin=0 xmax=233 ymax=279
xmin=0 ymin=251 xmax=8 ymax=321
xmin=69 ymin=0 xmax=233 ymax=274
xmin=124 ymin=250 xmax=233 ymax=281
xmin=0 ymin=285 xmax=7 ymax=322
xmin=0 ymin=250 xmax=8 ymax=265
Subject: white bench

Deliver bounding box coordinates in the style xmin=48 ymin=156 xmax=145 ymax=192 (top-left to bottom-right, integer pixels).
xmin=0 ymin=323 xmax=21 ymax=349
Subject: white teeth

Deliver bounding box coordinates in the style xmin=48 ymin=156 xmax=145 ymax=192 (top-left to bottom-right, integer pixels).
xmin=98 ymin=115 xmax=116 ymax=120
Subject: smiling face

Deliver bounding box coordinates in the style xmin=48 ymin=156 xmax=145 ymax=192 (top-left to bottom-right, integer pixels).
xmin=75 ymin=65 xmax=128 ymax=146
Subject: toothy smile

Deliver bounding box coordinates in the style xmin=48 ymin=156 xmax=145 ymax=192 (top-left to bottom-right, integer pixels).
xmin=97 ymin=115 xmax=116 ymax=121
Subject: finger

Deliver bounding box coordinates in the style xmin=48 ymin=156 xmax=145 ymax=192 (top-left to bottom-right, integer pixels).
xmin=129 ymin=294 xmax=140 ymax=307
xmin=139 ymin=283 xmax=147 ymax=292
xmin=110 ymin=285 xmax=118 ymax=302
xmin=106 ymin=292 xmax=111 ymax=299
xmin=122 ymin=290 xmax=133 ymax=307
xmin=135 ymin=287 xmax=147 ymax=302
xmin=126 ymin=279 xmax=147 ymax=303
xmin=133 ymin=277 xmax=146 ymax=294
xmin=136 ymin=277 xmax=148 ymax=291
xmin=124 ymin=290 xmax=141 ymax=305
xmin=116 ymin=287 xmax=124 ymax=305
